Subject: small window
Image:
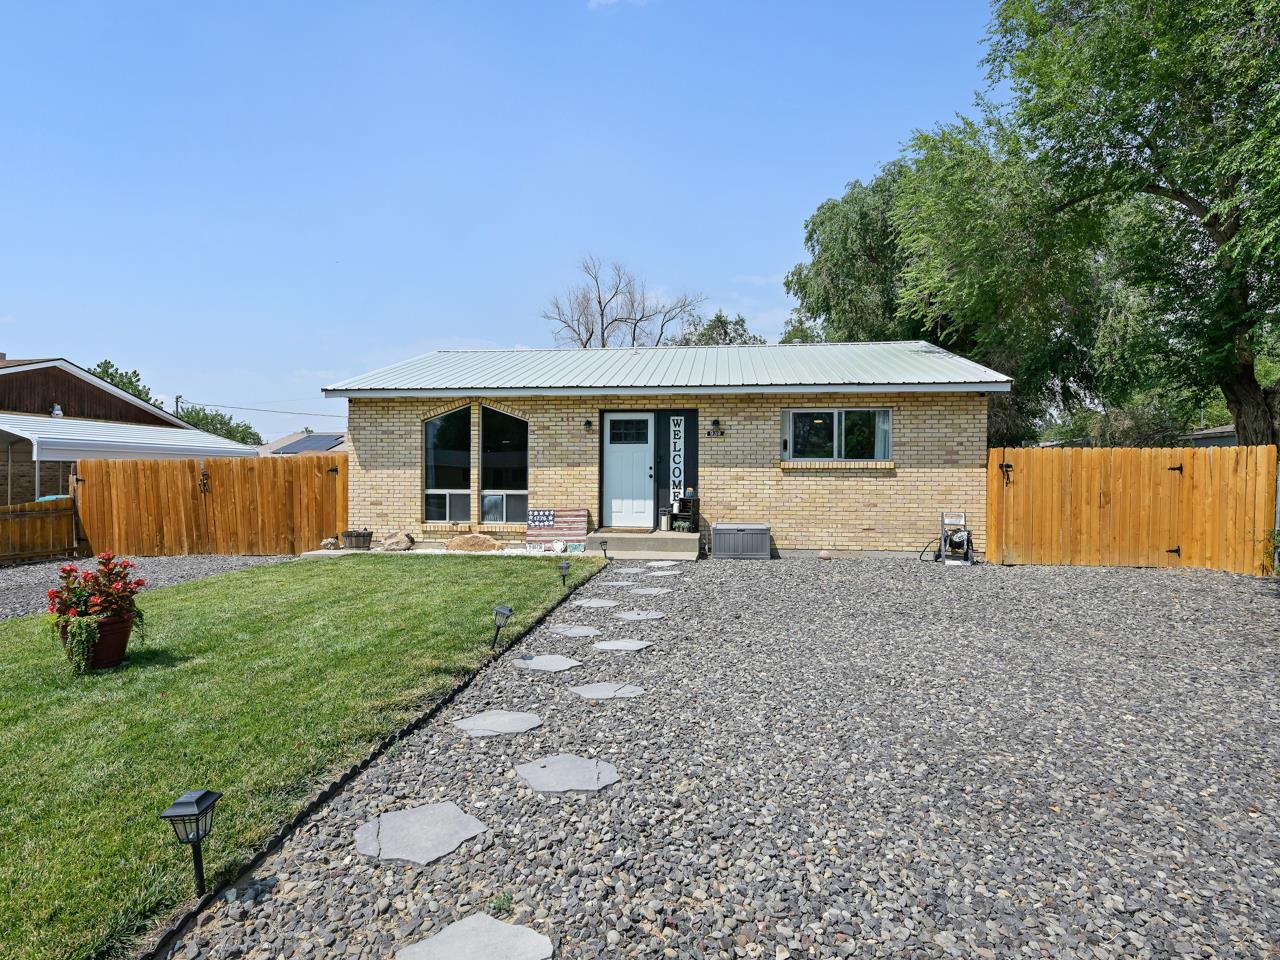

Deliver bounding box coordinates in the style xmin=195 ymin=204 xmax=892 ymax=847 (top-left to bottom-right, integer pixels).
xmin=783 ymin=409 xmax=891 ymax=460
xmin=609 ymin=419 xmax=649 ymax=444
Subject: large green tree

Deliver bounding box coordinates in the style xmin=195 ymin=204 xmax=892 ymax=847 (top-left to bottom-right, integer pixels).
xmin=672 ymin=310 xmax=766 ymax=346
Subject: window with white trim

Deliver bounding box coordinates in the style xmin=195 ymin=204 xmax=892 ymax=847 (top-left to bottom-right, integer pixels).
xmin=782 ymin=408 xmax=891 ymax=460
xmin=424 ymin=406 xmax=471 ymax=521
xmin=480 ymin=406 xmax=528 ymax=523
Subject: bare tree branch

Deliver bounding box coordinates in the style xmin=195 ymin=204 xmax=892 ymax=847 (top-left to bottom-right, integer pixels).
xmin=544 ymin=257 xmax=704 ymax=348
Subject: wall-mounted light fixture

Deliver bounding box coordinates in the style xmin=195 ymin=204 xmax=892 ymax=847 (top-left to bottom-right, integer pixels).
xmin=706 ymin=418 xmax=725 ymax=438
xmin=583 ymin=419 xmax=594 ymax=432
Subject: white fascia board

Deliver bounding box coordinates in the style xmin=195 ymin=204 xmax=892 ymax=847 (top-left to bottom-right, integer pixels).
xmin=32 ymin=438 xmax=259 ymax=461
xmin=323 ymin=381 xmax=1012 ymax=399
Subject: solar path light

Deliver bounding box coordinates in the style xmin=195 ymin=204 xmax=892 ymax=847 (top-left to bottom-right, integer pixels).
xmin=599 ymin=539 xmax=609 ymax=561
xmin=492 ymin=605 xmax=514 ymax=650
xmin=558 ymin=560 xmax=570 ymax=587
xmin=160 ymin=789 xmax=222 ymax=897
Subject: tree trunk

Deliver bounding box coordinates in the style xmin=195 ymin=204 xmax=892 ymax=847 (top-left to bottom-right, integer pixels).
xmin=1219 ymin=362 xmax=1280 ymax=446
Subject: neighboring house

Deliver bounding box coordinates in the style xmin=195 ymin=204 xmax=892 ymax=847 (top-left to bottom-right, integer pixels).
xmin=323 ymin=342 xmax=1011 ymax=555
xmin=0 ymin=354 xmax=257 ymax=504
xmin=260 ymin=430 xmax=350 ymax=456
xmin=1184 ymin=424 xmax=1238 ymax=447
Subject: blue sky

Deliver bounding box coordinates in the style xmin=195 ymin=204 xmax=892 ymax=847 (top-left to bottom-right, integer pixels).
xmin=0 ymin=0 xmax=993 ymax=438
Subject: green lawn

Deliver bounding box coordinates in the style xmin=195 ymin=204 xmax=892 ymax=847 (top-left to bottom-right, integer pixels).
xmin=0 ymin=554 xmax=601 ymax=960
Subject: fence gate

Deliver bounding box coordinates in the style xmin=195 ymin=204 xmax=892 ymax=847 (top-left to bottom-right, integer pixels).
xmin=987 ymin=445 xmax=1277 ymax=576
xmin=0 ymin=498 xmax=77 ymax=564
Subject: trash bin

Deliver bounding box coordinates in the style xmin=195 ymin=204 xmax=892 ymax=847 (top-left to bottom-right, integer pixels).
xmin=658 ymin=507 xmax=672 ymax=531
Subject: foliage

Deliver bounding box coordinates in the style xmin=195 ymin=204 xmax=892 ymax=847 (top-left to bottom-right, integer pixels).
xmin=88 ymin=360 xmax=165 ymax=408
xmin=545 ymin=256 xmax=704 ymax=348
xmin=0 ymin=554 xmax=603 ymax=960
xmin=177 ymin=404 xmax=264 ymax=446
xmin=672 ymin=310 xmax=766 ymax=346
xmin=46 ymin=554 xmax=146 ymax=674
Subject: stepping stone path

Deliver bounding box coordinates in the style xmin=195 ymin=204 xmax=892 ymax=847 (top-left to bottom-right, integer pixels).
xmin=612 ymin=566 xmax=647 ymax=574
xmin=548 ymin=624 xmax=602 ymax=638
xmin=597 ymin=579 xmax=637 ymax=586
xmin=646 ymin=560 xmax=680 ymax=567
xmin=631 ymin=586 xmax=672 ymax=596
xmin=516 ymin=753 xmax=620 ymax=793
xmin=646 ymin=569 xmax=682 ymax=578
xmin=450 ymin=710 xmax=542 ymax=737
xmin=512 ymin=654 xmax=581 ymax=673
xmin=594 ymin=638 xmax=653 ymax=652
xmin=354 ymin=802 xmax=485 ymax=866
xmin=614 ymin=609 xmax=666 ymax=621
xmin=396 ymin=913 xmax=553 ymax=960
xmin=571 ymin=597 xmax=620 ymax=608
xmin=570 ymin=682 xmax=645 ymax=700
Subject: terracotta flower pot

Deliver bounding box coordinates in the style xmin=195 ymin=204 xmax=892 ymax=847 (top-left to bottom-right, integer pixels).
xmin=60 ymin=614 xmax=136 ymax=670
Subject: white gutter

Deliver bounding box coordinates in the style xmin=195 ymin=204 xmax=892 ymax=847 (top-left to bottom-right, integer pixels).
xmin=30 ymin=437 xmax=258 ymax=461
xmin=323 ymin=381 xmax=1012 ymax=399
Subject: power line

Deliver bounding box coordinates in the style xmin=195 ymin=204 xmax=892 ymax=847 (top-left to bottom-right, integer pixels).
xmin=180 ymin=400 xmax=347 ymax=418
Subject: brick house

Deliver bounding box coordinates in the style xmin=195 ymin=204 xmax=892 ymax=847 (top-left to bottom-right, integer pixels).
xmin=0 ymin=354 xmax=257 ymax=504
xmin=323 ymin=342 xmax=1011 ymax=556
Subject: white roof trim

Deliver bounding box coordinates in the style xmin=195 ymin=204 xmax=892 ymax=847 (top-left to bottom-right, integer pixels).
xmin=326 ymin=381 xmax=1009 ymax=398
xmin=0 ymin=359 xmax=192 ymax=428
xmin=0 ymin=413 xmax=258 ymax=461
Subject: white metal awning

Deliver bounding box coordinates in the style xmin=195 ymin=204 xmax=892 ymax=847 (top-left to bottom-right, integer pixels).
xmin=0 ymin=411 xmax=259 ymax=461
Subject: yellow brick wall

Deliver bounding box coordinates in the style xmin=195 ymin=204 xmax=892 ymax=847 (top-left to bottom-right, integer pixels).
xmin=345 ymin=392 xmax=989 ymax=553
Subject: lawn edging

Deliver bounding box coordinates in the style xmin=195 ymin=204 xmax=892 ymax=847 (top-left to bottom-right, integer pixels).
xmin=132 ymin=559 xmax=605 ymax=960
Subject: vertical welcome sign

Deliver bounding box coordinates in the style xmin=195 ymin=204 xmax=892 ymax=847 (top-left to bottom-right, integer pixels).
xmin=669 ymin=415 xmax=685 ymax=505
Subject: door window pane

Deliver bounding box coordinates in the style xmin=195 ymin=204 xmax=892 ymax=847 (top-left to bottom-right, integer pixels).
xmin=609 ymin=419 xmax=649 ymax=444
xmin=481 ymin=407 xmax=528 ymax=490
xmin=425 ymin=407 xmax=471 ymax=490
xmin=841 ymin=410 xmax=877 ymax=459
xmin=791 ymin=412 xmax=835 ymax=458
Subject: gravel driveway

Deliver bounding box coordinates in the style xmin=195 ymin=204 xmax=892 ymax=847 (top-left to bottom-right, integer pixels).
xmin=0 ymin=554 xmax=293 ymax=619
xmin=167 ymin=558 xmax=1279 ymax=959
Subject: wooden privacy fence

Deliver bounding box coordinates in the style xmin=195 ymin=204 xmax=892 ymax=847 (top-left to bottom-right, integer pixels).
xmin=0 ymin=498 xmax=77 ymax=564
xmin=75 ymin=454 xmax=348 ymax=556
xmin=987 ymin=445 xmax=1278 ymax=576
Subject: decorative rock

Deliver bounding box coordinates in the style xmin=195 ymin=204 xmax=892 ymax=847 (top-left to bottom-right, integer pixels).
xmin=319 ymin=537 xmax=339 ymax=550
xmin=613 ymin=609 xmax=666 ymax=621
xmin=444 ymin=533 xmax=502 ymax=553
xmin=571 ymin=598 xmax=620 ymax=608
xmin=450 ymin=710 xmax=542 ymax=737
xmin=512 ymin=654 xmax=581 ymax=673
xmin=817 ymin=549 xmax=832 ymax=560
xmin=396 ymin=913 xmax=552 ymax=960
xmin=354 ymin=802 xmax=485 ymax=865
xmin=569 ymin=682 xmax=645 ymax=700
xmin=378 ymin=531 xmax=416 ymax=552
xmin=516 ymin=754 xmax=620 ymax=793
xmin=547 ymin=624 xmax=601 ymax=638
xmin=593 ymin=639 xmax=653 ymax=652
xmin=630 ymin=586 xmax=673 ymax=596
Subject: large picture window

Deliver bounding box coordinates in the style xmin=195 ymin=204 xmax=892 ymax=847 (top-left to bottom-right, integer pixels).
xmin=480 ymin=406 xmax=528 ymax=523
xmin=424 ymin=406 xmax=471 ymax=521
xmin=783 ymin=408 xmax=891 ymax=461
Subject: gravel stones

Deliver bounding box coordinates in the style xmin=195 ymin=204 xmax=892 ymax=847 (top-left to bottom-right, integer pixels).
xmin=644 ymin=569 xmax=682 ymax=578
xmin=396 ymin=913 xmax=552 ymax=960
xmin=449 ymin=710 xmax=542 ymax=737
xmin=612 ymin=609 xmax=665 ymax=621
xmin=515 ymin=754 xmax=620 ymax=793
xmin=596 ymin=580 xmax=637 ymax=586
xmin=546 ymin=624 xmax=601 ymax=638
xmin=645 ymin=560 xmax=680 ymax=567
xmin=570 ymin=598 xmax=620 ymax=608
xmin=354 ymin=802 xmax=486 ymax=866
xmin=568 ymin=682 xmax=645 ymax=700
xmin=611 ymin=566 xmax=647 ymax=574
xmin=629 ymin=586 xmax=672 ymax=596
xmin=593 ymin=639 xmax=653 ymax=652
xmin=510 ymin=654 xmax=580 ymax=673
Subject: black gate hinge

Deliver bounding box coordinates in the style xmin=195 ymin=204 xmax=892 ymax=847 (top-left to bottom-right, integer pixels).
xmin=1167 ymin=546 xmax=1181 ymax=556
xmin=1168 ymin=464 xmax=1183 ymax=473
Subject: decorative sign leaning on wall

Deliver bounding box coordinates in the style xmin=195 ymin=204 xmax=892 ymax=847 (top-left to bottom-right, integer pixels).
xmin=669 ymin=415 xmax=685 ymax=506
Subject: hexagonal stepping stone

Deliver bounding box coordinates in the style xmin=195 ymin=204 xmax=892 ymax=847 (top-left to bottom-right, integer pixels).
xmin=630 ymin=586 xmax=673 ymax=596
xmin=597 ymin=579 xmax=637 ymax=586
xmin=646 ymin=569 xmax=682 ymax=577
xmin=612 ymin=566 xmax=647 ymax=574
xmin=548 ymin=624 xmax=602 ymax=638
xmin=570 ymin=682 xmax=645 ymax=700
xmin=512 ymin=654 xmax=581 ymax=673
xmin=571 ymin=597 xmax=621 ymax=608
xmin=450 ymin=710 xmax=542 ymax=738
xmin=594 ymin=639 xmax=653 ymax=652
xmin=396 ymin=913 xmax=552 ymax=960
xmin=516 ymin=753 xmax=620 ymax=793
xmin=355 ymin=802 xmax=485 ymax=866
xmin=646 ymin=560 xmax=680 ymax=567
xmin=613 ymin=609 xmax=666 ymax=621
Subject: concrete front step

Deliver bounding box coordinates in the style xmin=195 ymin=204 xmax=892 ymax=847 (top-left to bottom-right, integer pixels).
xmin=585 ymin=530 xmax=700 ymax=561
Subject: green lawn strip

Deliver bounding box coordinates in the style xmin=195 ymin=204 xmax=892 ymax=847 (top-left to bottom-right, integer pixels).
xmin=0 ymin=553 xmax=602 ymax=960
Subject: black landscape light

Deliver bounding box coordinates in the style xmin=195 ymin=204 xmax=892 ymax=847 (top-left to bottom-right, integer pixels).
xmin=160 ymin=789 xmax=222 ymax=897
xmin=558 ymin=560 xmax=570 ymax=587
xmin=599 ymin=539 xmax=609 ymax=561
xmin=492 ymin=605 xmax=514 ymax=650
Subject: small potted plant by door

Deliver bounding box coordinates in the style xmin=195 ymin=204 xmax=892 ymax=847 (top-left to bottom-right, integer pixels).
xmin=48 ymin=553 xmax=146 ymax=673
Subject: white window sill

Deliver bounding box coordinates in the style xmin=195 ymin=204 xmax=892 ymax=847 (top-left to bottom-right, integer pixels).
xmin=778 ymin=459 xmax=895 ymax=471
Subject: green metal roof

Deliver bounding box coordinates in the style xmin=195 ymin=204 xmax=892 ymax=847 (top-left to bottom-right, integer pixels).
xmin=323 ymin=341 xmax=1012 ymax=397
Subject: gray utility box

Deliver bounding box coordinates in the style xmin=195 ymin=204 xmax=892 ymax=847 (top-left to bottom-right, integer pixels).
xmin=711 ymin=522 xmax=772 ymax=559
